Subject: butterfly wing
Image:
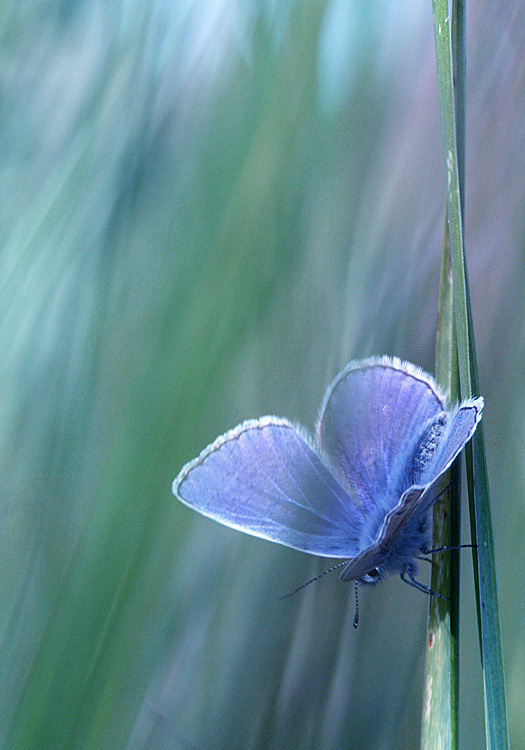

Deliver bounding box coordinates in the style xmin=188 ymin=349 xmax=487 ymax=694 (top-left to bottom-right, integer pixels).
xmin=317 ymin=356 xmax=447 ymax=514
xmin=391 ymin=396 xmax=485 ymax=522
xmin=419 ymin=397 xmax=484 ymax=486
xmin=173 ymin=417 xmax=366 ymax=558
xmin=339 ymin=396 xmax=484 ymax=581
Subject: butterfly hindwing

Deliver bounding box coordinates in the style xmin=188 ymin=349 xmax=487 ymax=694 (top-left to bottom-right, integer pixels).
xmin=384 ymin=396 xmax=485 ymax=534
xmin=421 ymin=397 xmax=484 ymax=485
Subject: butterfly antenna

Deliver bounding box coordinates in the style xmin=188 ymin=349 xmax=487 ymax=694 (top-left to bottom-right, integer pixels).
xmin=353 ymin=581 xmax=359 ymax=629
xmin=279 ymin=560 xmax=349 ymax=600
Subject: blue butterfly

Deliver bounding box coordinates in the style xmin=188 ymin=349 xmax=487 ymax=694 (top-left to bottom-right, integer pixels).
xmin=173 ymin=356 xmax=483 ymax=594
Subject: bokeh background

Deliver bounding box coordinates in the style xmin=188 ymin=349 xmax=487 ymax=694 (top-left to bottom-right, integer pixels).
xmin=1 ymin=1 xmax=523 ymax=748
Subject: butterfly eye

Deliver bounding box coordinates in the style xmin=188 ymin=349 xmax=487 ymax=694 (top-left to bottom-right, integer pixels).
xmin=360 ymin=568 xmax=381 ymax=584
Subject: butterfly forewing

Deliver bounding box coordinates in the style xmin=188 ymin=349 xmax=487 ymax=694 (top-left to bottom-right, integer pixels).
xmin=174 ymin=417 xmax=365 ymax=558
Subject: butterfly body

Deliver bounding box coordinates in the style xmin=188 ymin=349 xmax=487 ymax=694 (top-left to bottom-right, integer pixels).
xmin=344 ymin=502 xmax=431 ymax=584
xmin=173 ymin=356 xmax=483 ymax=591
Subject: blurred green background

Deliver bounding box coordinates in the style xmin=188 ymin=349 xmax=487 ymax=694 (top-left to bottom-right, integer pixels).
xmin=1 ymin=1 xmax=523 ymax=748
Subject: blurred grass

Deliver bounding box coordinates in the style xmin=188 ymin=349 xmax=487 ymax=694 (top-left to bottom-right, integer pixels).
xmin=0 ymin=1 xmax=523 ymax=749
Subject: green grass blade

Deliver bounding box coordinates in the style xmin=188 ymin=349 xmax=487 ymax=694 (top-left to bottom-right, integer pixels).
xmin=431 ymin=0 xmax=470 ymax=398
xmin=431 ymin=1 xmax=510 ymax=748
xmin=421 ymin=218 xmax=461 ymax=750
xmin=422 ymin=1 xmax=465 ymax=742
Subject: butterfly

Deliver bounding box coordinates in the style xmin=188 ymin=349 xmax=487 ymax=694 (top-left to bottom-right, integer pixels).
xmin=173 ymin=356 xmax=483 ymax=597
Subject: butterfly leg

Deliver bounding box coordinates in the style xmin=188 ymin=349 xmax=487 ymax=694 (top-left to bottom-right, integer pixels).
xmin=400 ymin=568 xmax=448 ymax=600
xmin=420 ymin=543 xmax=477 ymax=555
